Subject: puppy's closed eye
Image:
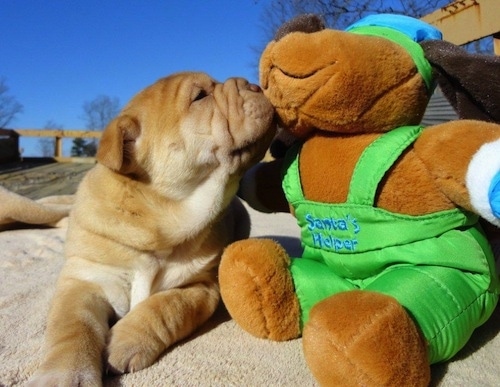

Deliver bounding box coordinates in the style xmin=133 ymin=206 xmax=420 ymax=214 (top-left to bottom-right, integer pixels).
xmin=193 ymin=89 xmax=208 ymax=102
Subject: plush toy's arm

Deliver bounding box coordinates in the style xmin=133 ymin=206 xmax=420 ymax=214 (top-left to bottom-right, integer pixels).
xmin=415 ymin=120 xmax=500 ymax=227
xmin=237 ymin=158 xmax=290 ymax=213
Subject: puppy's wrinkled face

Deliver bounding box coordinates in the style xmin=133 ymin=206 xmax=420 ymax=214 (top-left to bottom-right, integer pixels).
xmin=97 ymin=72 xmax=275 ymax=199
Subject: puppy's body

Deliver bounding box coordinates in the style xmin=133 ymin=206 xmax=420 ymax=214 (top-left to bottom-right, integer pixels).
xmin=30 ymin=72 xmax=275 ymax=386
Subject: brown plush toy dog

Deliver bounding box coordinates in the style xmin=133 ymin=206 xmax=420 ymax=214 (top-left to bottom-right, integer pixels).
xmin=219 ymin=14 xmax=500 ymax=386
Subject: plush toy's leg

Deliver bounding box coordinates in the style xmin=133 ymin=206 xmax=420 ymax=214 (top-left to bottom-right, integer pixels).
xmin=365 ymin=264 xmax=499 ymax=363
xmin=219 ymin=238 xmax=301 ymax=340
xmin=302 ymin=290 xmax=430 ymax=387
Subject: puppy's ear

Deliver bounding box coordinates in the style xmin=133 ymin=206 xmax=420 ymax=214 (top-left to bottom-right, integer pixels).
xmin=96 ymin=114 xmax=141 ymax=172
xmin=421 ymin=40 xmax=500 ymax=123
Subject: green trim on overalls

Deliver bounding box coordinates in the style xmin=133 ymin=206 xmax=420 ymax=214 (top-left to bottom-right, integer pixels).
xmin=283 ymin=126 xmax=499 ymax=363
xmin=347 ymin=26 xmax=435 ymax=92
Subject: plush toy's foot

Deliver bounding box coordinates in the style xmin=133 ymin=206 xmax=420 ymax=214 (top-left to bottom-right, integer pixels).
xmin=219 ymin=238 xmax=300 ymax=340
xmin=303 ymin=290 xmax=430 ymax=387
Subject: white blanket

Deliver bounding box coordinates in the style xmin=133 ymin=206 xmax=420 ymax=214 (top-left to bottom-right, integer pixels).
xmin=0 ymin=188 xmax=498 ymax=386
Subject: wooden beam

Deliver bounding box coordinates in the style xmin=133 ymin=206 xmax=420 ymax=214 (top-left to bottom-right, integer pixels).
xmin=14 ymin=129 xmax=102 ymax=138
xmin=422 ymin=0 xmax=500 ymax=46
xmin=55 ymin=137 xmax=63 ymax=157
xmin=54 ymin=156 xmax=96 ymax=164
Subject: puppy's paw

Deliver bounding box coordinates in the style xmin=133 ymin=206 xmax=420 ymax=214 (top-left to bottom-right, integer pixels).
xmin=27 ymin=369 xmax=102 ymax=387
xmin=106 ymin=321 xmax=163 ymax=374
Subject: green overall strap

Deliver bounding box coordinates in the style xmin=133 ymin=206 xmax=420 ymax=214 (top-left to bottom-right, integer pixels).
xmin=347 ymin=126 xmax=424 ymax=205
xmin=282 ymin=142 xmax=306 ymax=205
xmin=283 ymin=126 xmax=424 ymax=206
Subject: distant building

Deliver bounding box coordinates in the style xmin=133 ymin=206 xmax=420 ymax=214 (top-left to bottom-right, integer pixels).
xmin=421 ymin=87 xmax=458 ymax=127
xmin=0 ymin=129 xmax=20 ymax=163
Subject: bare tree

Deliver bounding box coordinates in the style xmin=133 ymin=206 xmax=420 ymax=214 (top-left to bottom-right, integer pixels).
xmin=72 ymin=95 xmax=120 ymax=156
xmin=260 ymin=0 xmax=450 ymax=40
xmin=38 ymin=120 xmax=62 ymax=157
xmin=251 ymin=0 xmax=452 ymax=80
xmin=0 ymin=77 xmax=23 ymax=128
xmin=82 ymin=95 xmax=120 ymax=132
xmin=252 ymin=0 xmax=493 ymax=84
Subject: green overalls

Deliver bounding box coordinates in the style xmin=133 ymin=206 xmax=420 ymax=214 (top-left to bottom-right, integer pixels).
xmin=283 ymin=125 xmax=500 ymax=363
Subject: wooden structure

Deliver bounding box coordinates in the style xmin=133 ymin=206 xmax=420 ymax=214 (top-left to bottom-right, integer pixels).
xmin=0 ymin=161 xmax=94 ymax=199
xmin=0 ymin=128 xmax=20 ymax=163
xmin=13 ymin=129 xmax=101 ymax=161
xmin=422 ymin=0 xmax=500 ymax=54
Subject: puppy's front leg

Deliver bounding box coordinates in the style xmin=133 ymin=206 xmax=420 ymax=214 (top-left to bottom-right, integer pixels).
xmin=29 ymin=278 xmax=113 ymax=387
xmin=106 ymin=280 xmax=219 ymax=374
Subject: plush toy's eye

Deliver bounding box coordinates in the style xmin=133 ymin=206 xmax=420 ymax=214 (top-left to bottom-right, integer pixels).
xmin=193 ymin=89 xmax=208 ymax=102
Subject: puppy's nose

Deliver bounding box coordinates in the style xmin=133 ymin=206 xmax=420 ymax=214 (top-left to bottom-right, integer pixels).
xmin=248 ymin=83 xmax=262 ymax=93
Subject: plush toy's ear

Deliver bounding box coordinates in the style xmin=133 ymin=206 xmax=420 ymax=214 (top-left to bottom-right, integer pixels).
xmin=274 ymin=13 xmax=325 ymax=41
xmin=96 ymin=114 xmax=141 ymax=173
xmin=421 ymin=40 xmax=500 ymax=122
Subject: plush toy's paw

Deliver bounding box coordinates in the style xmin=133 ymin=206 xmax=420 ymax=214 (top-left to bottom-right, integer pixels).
xmin=219 ymin=238 xmax=300 ymax=340
xmin=466 ymin=138 xmax=500 ymax=227
xmin=302 ymin=290 xmax=430 ymax=387
xmin=489 ymin=170 xmax=500 ymax=218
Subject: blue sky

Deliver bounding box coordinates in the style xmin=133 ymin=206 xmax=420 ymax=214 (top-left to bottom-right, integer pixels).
xmin=1 ymin=0 xmax=270 ymax=156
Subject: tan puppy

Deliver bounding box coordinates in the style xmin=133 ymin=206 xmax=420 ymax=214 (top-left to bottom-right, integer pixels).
xmin=29 ymin=72 xmax=275 ymax=386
